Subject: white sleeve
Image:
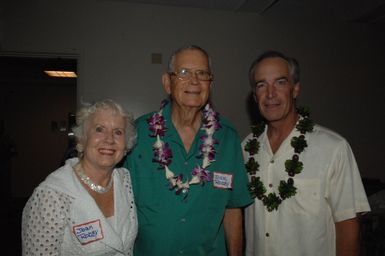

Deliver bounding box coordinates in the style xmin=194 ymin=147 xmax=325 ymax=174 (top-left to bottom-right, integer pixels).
xmin=22 ymin=185 xmax=74 ymax=256
xmin=326 ymin=140 xmax=371 ymax=222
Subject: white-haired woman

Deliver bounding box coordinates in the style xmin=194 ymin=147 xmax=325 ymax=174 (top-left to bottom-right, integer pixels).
xmin=22 ymin=99 xmax=137 ymax=256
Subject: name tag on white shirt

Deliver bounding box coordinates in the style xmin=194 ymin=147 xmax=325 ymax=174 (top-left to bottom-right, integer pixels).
xmin=213 ymin=172 xmax=233 ymax=189
xmin=73 ymin=219 xmax=104 ymax=245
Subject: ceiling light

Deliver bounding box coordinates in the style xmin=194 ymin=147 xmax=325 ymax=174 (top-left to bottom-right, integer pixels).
xmin=44 ymin=70 xmax=77 ymax=78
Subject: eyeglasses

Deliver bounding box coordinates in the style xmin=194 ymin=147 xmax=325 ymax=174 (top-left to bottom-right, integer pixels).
xmin=168 ymin=68 xmax=213 ymax=81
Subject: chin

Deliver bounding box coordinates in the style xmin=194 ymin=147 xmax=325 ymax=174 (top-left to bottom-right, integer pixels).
xmin=182 ymin=96 xmax=207 ymax=106
xmin=97 ymin=159 xmax=119 ymax=169
xmin=263 ymin=114 xmax=284 ymax=123
xmin=182 ymin=102 xmax=205 ymax=109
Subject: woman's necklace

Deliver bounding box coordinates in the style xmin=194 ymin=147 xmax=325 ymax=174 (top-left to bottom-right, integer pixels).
xmin=74 ymin=163 xmax=113 ymax=194
xmin=147 ymin=100 xmax=221 ymax=198
xmin=244 ymin=107 xmax=314 ymax=211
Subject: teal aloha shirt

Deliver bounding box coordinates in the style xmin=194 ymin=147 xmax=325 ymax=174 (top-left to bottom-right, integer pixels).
xmin=125 ymin=102 xmax=252 ymax=256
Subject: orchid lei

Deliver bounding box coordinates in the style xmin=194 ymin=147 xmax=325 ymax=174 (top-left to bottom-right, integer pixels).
xmin=147 ymin=100 xmax=221 ymax=198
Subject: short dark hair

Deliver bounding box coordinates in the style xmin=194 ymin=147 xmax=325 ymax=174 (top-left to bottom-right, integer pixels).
xmin=248 ymin=50 xmax=300 ymax=91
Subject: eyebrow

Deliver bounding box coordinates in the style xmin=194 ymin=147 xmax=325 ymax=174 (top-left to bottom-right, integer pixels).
xmin=275 ymin=76 xmax=289 ymax=81
xmin=255 ymin=79 xmax=266 ymax=84
xmin=94 ymin=124 xmax=124 ymax=129
xmin=255 ymin=76 xmax=289 ymax=84
xmin=177 ymin=67 xmax=210 ymax=71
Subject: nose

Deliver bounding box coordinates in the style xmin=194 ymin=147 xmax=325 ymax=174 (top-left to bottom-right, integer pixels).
xmin=105 ymin=131 xmax=114 ymax=144
xmin=189 ymin=72 xmax=199 ymax=84
xmin=266 ymin=83 xmax=276 ymax=98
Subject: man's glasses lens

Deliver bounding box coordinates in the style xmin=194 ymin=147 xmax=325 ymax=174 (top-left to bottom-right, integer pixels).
xmin=169 ymin=69 xmax=212 ymax=81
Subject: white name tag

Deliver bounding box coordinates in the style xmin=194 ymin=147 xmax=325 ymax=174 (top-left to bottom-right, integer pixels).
xmin=213 ymin=172 xmax=233 ymax=189
xmin=73 ymin=219 xmax=104 ymax=245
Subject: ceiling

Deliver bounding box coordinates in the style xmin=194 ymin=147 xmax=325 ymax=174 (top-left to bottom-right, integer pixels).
xmin=0 ymin=56 xmax=77 ymax=85
xmin=118 ymin=0 xmax=385 ymax=26
xmin=1 ymin=0 xmax=383 ymax=85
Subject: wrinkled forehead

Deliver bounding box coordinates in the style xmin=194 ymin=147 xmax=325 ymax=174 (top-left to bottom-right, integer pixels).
xmin=254 ymin=57 xmax=290 ymax=80
xmin=87 ymin=108 xmax=124 ymax=126
xmin=173 ymin=49 xmax=210 ymax=70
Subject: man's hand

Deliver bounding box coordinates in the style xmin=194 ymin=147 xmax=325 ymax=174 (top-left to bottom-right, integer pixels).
xmin=224 ymin=208 xmax=243 ymax=256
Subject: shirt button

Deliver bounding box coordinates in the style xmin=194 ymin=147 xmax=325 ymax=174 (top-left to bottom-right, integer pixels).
xmin=180 ymin=218 xmax=186 ymax=223
xmin=184 ymin=161 xmax=188 ymax=165
xmin=268 ymin=184 xmax=273 ymax=188
xmin=270 ymin=159 xmax=274 ymax=163
xmin=179 ymin=250 xmax=184 ymax=254
xmin=266 ymin=233 xmax=269 ymax=237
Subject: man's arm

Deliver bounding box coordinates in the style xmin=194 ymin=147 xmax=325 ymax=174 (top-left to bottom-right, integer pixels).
xmin=335 ymin=217 xmax=361 ymax=256
xmin=223 ymin=208 xmax=243 ymax=256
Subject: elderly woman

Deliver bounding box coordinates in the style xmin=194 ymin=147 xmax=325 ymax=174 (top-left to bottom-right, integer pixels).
xmin=22 ymin=99 xmax=137 ymax=256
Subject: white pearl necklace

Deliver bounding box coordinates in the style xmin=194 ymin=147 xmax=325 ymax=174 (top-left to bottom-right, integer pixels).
xmin=74 ymin=163 xmax=113 ymax=194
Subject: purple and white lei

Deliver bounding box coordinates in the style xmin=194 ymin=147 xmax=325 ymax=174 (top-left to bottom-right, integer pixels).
xmin=147 ymin=100 xmax=221 ymax=197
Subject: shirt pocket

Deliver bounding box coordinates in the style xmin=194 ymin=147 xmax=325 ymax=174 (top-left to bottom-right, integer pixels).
xmin=204 ymin=187 xmax=231 ymax=213
xmin=134 ymin=176 xmax=163 ymax=208
xmin=288 ymin=178 xmax=321 ymax=216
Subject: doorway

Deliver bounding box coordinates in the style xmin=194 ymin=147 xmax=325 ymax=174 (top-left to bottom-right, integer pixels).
xmin=0 ymin=54 xmax=77 ymax=255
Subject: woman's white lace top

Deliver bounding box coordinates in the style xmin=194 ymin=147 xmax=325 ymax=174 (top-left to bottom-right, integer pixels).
xmin=22 ymin=158 xmax=137 ymax=256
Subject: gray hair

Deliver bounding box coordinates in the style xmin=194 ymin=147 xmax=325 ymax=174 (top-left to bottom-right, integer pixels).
xmin=248 ymin=50 xmax=300 ymax=92
xmin=72 ymin=99 xmax=136 ymax=156
xmin=167 ymin=45 xmax=212 ymax=72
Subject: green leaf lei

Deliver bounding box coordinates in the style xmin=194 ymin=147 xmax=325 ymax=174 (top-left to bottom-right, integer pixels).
xmin=245 ymin=107 xmax=314 ymax=212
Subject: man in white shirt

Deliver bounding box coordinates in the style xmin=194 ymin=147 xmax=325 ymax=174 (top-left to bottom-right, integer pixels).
xmin=242 ymin=50 xmax=370 ymax=256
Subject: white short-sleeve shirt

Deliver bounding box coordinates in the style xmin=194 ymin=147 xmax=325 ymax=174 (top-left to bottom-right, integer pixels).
xmin=242 ymin=124 xmax=370 ymax=256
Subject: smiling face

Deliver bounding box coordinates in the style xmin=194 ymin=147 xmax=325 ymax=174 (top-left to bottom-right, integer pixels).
xmin=80 ymin=108 xmax=126 ymax=171
xmin=253 ymin=57 xmax=300 ymax=126
xmin=163 ymin=49 xmax=212 ymax=110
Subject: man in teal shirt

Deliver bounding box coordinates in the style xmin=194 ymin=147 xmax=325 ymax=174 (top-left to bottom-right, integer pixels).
xmin=125 ymin=45 xmax=252 ymax=255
